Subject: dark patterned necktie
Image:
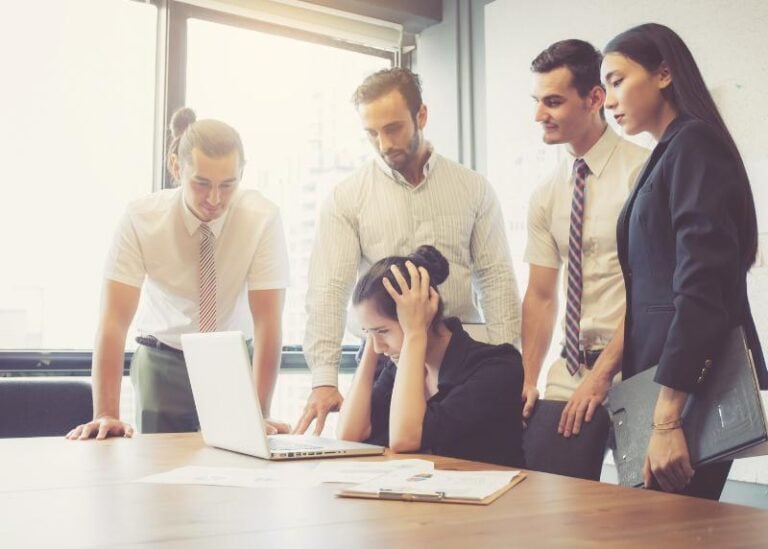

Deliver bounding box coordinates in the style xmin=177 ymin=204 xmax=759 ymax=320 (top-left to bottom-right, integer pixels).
xmin=565 ymin=159 xmax=590 ymax=376
xmin=199 ymin=223 xmax=217 ymax=332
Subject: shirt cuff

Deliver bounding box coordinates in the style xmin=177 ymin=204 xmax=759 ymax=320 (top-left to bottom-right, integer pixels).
xmin=104 ymin=272 xmax=144 ymax=288
xmin=311 ymin=366 xmax=339 ymax=388
xmin=523 ymin=253 xmax=560 ymax=269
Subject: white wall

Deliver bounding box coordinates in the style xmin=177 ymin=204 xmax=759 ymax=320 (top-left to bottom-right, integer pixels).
xmin=484 ymin=0 xmax=768 ymax=485
xmin=486 ymin=0 xmax=768 ymax=231
xmin=413 ymin=0 xmax=461 ymax=161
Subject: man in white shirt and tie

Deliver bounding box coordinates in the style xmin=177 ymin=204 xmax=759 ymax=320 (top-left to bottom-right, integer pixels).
xmin=522 ymin=40 xmax=649 ymax=436
xmin=295 ymin=68 xmax=521 ymax=435
xmin=67 ymin=108 xmax=290 ymax=439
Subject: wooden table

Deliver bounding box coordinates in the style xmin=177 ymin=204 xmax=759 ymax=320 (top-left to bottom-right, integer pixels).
xmin=0 ymin=434 xmax=766 ymax=548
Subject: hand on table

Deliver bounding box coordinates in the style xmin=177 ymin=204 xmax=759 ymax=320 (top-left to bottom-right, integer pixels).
xmin=66 ymin=416 xmax=134 ymax=440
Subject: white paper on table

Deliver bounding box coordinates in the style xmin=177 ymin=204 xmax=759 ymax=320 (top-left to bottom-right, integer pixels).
xmin=344 ymin=469 xmax=521 ymax=501
xmin=310 ymin=459 xmax=435 ymax=484
xmin=135 ymin=465 xmax=320 ymax=488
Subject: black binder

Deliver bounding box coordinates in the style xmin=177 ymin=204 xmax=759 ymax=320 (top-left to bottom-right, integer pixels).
xmin=608 ymin=327 xmax=768 ymax=487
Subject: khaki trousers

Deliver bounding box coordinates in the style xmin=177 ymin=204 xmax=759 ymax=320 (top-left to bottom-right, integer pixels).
xmin=544 ymin=356 xmax=621 ymax=401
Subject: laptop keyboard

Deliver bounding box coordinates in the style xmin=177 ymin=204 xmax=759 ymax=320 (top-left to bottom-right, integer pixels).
xmin=268 ymin=438 xmax=323 ymax=451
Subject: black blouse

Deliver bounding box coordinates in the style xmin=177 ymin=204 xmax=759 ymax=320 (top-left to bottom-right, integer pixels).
xmin=365 ymin=318 xmax=524 ymax=467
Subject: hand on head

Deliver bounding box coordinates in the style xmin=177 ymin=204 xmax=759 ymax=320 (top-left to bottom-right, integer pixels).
xmin=381 ymin=261 xmax=439 ymax=336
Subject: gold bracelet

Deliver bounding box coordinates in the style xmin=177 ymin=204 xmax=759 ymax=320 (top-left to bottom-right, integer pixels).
xmin=651 ymin=418 xmax=683 ymax=430
xmin=652 ymin=417 xmax=683 ymax=427
xmin=652 ymin=425 xmax=683 ymax=432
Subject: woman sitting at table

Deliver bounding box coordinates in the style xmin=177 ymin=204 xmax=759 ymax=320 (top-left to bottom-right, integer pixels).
xmin=336 ymin=245 xmax=524 ymax=467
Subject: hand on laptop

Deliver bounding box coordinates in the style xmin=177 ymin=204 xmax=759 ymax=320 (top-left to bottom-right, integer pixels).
xmin=66 ymin=415 xmax=134 ymax=440
xmin=293 ymin=386 xmax=344 ymax=436
xmin=265 ymin=418 xmax=290 ymax=435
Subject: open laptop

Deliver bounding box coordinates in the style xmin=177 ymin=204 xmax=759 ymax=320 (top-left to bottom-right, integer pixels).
xmin=181 ymin=331 xmax=384 ymax=460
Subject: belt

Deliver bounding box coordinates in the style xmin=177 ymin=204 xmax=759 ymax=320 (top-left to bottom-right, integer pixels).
xmin=136 ymin=336 xmax=184 ymax=356
xmin=560 ymin=347 xmax=603 ymax=369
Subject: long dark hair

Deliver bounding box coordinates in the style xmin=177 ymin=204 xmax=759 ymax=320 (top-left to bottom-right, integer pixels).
xmin=353 ymin=245 xmax=449 ymax=333
xmin=605 ymin=23 xmax=758 ymax=267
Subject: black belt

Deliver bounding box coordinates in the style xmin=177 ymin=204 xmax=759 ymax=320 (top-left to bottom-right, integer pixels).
xmin=136 ymin=336 xmax=184 ymax=356
xmin=560 ymin=347 xmax=603 ymax=369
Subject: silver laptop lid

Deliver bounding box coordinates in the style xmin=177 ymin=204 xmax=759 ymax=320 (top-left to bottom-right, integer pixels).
xmin=181 ymin=331 xmax=271 ymax=458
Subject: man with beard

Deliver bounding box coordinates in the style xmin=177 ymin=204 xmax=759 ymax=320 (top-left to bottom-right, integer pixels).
xmin=295 ymin=68 xmax=520 ymax=435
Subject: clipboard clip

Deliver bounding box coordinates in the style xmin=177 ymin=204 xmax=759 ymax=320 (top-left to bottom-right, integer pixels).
xmin=378 ymin=489 xmax=446 ymax=502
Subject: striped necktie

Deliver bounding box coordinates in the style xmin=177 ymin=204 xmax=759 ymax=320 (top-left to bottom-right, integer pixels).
xmin=565 ymin=158 xmax=590 ymax=376
xmin=198 ymin=223 xmax=217 ymax=333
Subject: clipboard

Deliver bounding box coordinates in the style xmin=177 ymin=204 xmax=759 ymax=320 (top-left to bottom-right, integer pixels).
xmin=337 ymin=470 xmax=527 ymax=505
xmin=608 ymin=326 xmax=768 ymax=487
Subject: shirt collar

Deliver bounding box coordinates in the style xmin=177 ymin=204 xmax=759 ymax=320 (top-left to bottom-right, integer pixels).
xmin=569 ymin=124 xmax=620 ymax=179
xmin=373 ymin=142 xmax=438 ymax=188
xmin=658 ymin=114 xmax=693 ymax=145
xmin=180 ymin=187 xmax=231 ymax=238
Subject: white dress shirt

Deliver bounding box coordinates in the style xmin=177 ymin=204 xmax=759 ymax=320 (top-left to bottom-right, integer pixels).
xmin=105 ymin=187 xmax=290 ymax=349
xmin=305 ymin=147 xmax=521 ymax=387
xmin=525 ymin=126 xmax=649 ymax=349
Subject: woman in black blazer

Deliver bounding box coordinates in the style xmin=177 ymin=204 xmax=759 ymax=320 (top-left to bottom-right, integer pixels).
xmin=601 ymin=23 xmax=768 ymax=500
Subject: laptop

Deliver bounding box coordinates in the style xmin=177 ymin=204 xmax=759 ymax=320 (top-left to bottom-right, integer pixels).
xmin=181 ymin=331 xmax=384 ymax=460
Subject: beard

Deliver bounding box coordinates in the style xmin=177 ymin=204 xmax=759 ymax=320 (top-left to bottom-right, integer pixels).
xmin=381 ymin=128 xmax=421 ymax=172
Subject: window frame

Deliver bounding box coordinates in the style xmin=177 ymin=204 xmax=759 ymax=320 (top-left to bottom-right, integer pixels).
xmin=160 ymin=1 xmax=398 ymax=189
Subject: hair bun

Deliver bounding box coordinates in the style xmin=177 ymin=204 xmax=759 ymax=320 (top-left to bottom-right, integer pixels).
xmin=410 ymin=245 xmax=449 ymax=286
xmin=170 ymin=107 xmax=196 ymax=139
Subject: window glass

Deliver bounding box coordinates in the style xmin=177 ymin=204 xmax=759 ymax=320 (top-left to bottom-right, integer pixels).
xmin=186 ymin=18 xmax=390 ymax=346
xmin=0 ymin=0 xmax=157 ymax=349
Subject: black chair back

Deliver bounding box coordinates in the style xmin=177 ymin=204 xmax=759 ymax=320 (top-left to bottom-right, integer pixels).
xmin=522 ymin=399 xmax=610 ymax=481
xmin=0 ymin=378 xmax=93 ymax=438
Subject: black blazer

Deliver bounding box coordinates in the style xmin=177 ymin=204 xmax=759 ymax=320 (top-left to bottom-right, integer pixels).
xmin=617 ymin=115 xmax=768 ymax=393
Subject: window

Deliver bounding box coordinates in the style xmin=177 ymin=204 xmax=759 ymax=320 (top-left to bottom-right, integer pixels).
xmin=184 ymin=17 xmax=390 ymax=346
xmin=0 ymin=0 xmax=157 ymax=350
xmin=0 ymin=1 xmax=395 ymax=430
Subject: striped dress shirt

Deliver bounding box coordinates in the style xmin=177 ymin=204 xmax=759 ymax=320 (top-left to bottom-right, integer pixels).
xmin=525 ymin=126 xmax=650 ymax=350
xmin=304 ymin=147 xmax=521 ymax=387
xmin=105 ymin=188 xmax=290 ymax=349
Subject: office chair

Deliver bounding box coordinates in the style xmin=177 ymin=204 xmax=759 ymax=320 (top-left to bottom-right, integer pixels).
xmin=0 ymin=378 xmax=93 ymax=438
xmin=522 ymin=399 xmax=610 ymax=481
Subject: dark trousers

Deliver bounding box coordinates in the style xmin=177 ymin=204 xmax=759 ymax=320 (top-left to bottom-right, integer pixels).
xmin=130 ymin=340 xmax=254 ymax=434
xmin=130 ymin=344 xmax=199 ymax=434
xmin=648 ymin=460 xmax=733 ymax=501
xmin=682 ymin=460 xmax=733 ymax=501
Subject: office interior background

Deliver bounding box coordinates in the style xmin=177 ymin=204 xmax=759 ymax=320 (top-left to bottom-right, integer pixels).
xmin=1 ymin=0 xmax=767 ymax=507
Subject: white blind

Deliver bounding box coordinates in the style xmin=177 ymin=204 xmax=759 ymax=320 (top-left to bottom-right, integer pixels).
xmin=175 ymin=0 xmax=403 ymax=52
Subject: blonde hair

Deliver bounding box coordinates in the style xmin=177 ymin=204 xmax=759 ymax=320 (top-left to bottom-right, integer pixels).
xmin=166 ymin=107 xmax=245 ymax=181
